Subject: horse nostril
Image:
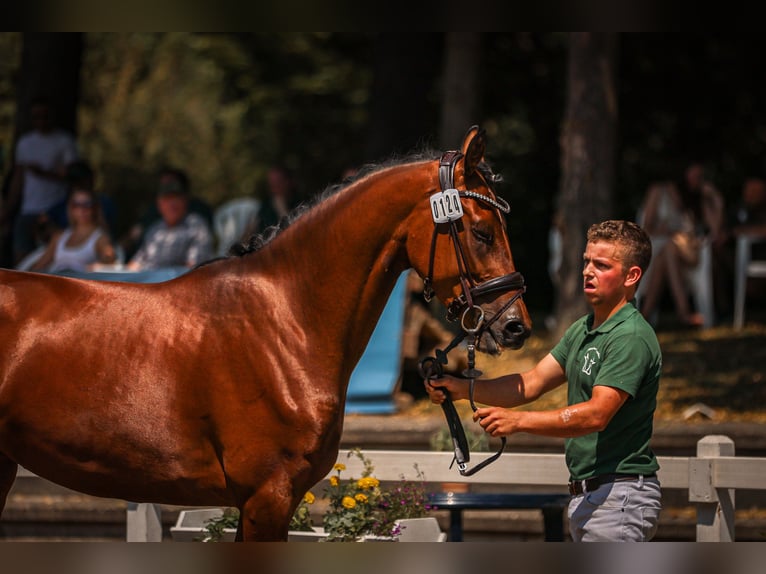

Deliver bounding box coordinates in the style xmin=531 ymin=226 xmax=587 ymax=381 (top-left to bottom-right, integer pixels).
xmin=503 ymin=321 xmax=529 ymax=341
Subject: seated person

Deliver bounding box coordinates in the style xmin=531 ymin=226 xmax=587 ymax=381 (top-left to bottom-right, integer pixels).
xmin=119 ymin=168 xmax=212 ymax=261
xmin=27 ymin=187 xmax=117 ymax=273
xmin=127 ymin=168 xmax=214 ymax=270
xmin=638 ymin=170 xmax=724 ymax=328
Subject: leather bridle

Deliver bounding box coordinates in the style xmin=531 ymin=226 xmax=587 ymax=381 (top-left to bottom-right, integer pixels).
xmin=419 ymin=150 xmax=527 ymax=476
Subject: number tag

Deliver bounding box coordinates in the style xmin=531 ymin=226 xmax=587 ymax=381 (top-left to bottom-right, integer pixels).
xmin=430 ymin=189 xmax=464 ymax=223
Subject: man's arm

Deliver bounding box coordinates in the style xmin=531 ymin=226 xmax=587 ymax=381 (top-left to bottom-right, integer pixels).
xmin=475 ymin=384 xmax=630 ymax=439
xmin=426 ymin=352 xmax=567 ymax=408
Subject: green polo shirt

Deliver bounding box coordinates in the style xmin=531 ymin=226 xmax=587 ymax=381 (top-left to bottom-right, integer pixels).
xmin=550 ymin=301 xmax=661 ymax=480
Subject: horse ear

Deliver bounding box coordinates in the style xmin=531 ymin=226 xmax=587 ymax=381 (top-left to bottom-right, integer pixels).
xmin=461 ymin=125 xmax=487 ymax=177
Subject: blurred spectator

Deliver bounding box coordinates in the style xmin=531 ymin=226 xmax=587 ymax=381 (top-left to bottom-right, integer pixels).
xmin=1 ymin=97 xmax=78 ymax=265
xmin=682 ymin=164 xmax=728 ymax=317
xmin=47 ymin=160 xmax=118 ymax=235
xmin=638 ymin=168 xmax=724 ymax=328
xmin=120 ymin=167 xmax=213 ymax=261
xmin=26 ymin=187 xmax=117 ymax=273
xmin=252 ymin=165 xmax=303 ymax=236
xmin=127 ymin=168 xmax=214 ymax=270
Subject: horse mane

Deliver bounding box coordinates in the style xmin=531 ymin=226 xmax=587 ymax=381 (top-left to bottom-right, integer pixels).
xmin=226 ymin=149 xmax=502 ymax=258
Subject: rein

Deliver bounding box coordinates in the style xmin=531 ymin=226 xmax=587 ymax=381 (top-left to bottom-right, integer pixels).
xmin=419 ymin=150 xmax=526 ymax=476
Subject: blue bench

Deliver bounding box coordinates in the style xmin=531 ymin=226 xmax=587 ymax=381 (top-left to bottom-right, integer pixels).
xmin=345 ymin=272 xmax=408 ymax=414
xmin=427 ymin=492 xmax=570 ymax=541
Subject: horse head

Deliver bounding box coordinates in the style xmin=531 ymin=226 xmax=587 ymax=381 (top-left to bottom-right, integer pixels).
xmin=407 ymin=126 xmax=532 ymax=354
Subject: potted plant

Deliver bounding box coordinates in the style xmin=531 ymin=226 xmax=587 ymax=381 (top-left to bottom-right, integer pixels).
xmin=187 ymin=448 xmax=445 ymax=542
xmin=320 ymin=448 xmax=438 ymax=541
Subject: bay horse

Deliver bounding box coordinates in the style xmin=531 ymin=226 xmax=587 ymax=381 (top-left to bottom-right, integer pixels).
xmin=0 ymin=126 xmax=531 ymax=541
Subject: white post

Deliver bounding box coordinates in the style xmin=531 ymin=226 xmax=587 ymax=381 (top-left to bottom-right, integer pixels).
xmin=689 ymin=435 xmax=735 ymax=542
xmin=733 ymin=235 xmax=750 ymax=329
xmin=126 ymin=502 xmax=163 ymax=542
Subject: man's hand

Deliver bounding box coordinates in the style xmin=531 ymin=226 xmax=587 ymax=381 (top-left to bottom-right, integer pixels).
xmin=474 ymin=406 xmax=522 ymax=437
xmin=424 ymin=374 xmax=468 ymax=405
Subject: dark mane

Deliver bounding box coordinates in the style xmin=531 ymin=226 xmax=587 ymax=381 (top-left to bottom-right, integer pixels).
xmin=227 ymin=149 xmax=502 ymax=258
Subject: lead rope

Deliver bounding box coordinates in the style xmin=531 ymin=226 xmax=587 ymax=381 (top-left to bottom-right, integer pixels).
xmin=419 ymin=311 xmax=506 ymax=476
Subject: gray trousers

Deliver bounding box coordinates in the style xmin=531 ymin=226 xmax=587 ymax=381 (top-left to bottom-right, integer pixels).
xmin=568 ymin=476 xmax=662 ymax=542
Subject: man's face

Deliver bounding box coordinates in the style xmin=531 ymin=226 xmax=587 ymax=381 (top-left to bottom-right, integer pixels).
xmin=582 ymin=240 xmax=628 ymax=307
xmin=157 ymin=193 xmax=189 ymax=227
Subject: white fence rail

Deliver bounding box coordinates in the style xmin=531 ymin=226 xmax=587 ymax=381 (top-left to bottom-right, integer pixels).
xmin=124 ymin=435 xmax=765 ymax=541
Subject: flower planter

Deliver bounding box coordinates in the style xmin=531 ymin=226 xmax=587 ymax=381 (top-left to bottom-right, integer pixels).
xmin=287 ymin=527 xmax=328 ymax=542
xmin=293 ymin=518 xmax=445 ymax=542
xmin=171 ymin=510 xmax=445 ymax=542
xmin=391 ymin=517 xmax=447 ymax=542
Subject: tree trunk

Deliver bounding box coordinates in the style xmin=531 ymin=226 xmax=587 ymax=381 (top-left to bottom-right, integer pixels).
xmin=439 ymin=33 xmax=481 ymax=149
xmin=554 ymin=33 xmax=618 ymax=335
xmin=14 ymin=33 xmax=83 ymax=137
xmin=364 ymin=33 xmax=441 ymax=161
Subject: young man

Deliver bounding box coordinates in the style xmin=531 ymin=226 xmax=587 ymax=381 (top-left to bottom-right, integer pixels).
xmin=426 ymin=220 xmax=662 ymax=542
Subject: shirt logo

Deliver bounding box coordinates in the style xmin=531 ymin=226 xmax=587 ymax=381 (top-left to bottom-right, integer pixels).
xmin=581 ymin=346 xmax=601 ymax=375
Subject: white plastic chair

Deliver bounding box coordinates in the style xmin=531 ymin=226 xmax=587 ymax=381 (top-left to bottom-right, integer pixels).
xmin=213 ymin=197 xmax=261 ymax=256
xmin=733 ymin=234 xmax=766 ymax=329
xmin=15 ymin=245 xmax=47 ymax=271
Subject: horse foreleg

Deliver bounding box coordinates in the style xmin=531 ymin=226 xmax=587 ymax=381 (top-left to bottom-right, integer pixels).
xmin=0 ymin=454 xmax=18 ymax=516
xmin=236 ymin=486 xmax=297 ymax=542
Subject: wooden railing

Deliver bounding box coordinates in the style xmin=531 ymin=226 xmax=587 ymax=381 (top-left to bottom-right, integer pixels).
xmin=122 ymin=434 xmax=764 ymax=541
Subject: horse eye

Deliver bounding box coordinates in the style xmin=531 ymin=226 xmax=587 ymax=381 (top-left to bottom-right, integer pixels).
xmin=472 ymin=227 xmax=494 ymax=245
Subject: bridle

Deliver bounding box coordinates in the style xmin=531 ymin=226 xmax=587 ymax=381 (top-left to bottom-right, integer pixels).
xmin=419 ymin=150 xmax=526 ymax=476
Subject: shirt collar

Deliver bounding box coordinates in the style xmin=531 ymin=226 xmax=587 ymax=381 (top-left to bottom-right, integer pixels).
xmin=584 ymin=300 xmax=638 ymax=334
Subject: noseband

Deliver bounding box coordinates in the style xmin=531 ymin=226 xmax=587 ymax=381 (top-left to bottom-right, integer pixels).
xmin=419 ymin=150 xmax=527 ymax=476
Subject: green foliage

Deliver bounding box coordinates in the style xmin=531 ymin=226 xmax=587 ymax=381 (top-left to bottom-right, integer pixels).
xmin=289 ymin=491 xmax=316 ymax=532
xmin=201 ymin=507 xmax=239 ymax=542
xmin=76 ymin=33 xmax=372 ymax=237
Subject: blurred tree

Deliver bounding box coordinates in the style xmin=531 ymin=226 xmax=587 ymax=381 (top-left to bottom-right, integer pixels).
xmin=78 ymin=33 xmax=373 ymax=238
xmin=439 ymin=33 xmax=482 ymax=149
xmin=554 ymin=33 xmax=618 ymax=334
xmin=364 ymin=33 xmax=441 ymax=160
xmin=14 ymin=33 xmax=82 ymax=137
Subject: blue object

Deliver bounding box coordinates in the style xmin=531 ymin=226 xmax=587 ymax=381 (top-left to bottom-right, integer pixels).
xmin=345 ymin=272 xmax=408 ymax=415
xmin=51 ymin=267 xmax=189 ymax=283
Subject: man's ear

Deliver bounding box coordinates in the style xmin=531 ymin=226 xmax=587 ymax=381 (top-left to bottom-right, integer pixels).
xmin=625 ymin=265 xmax=642 ymax=288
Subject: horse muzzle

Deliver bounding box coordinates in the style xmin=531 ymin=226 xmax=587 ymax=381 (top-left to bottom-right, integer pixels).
xmin=451 ymin=272 xmax=530 ymax=354
xmin=489 ymin=312 xmax=531 ymax=351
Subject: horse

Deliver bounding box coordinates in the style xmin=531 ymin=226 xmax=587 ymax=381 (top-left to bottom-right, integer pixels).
xmin=0 ymin=126 xmax=531 ymax=541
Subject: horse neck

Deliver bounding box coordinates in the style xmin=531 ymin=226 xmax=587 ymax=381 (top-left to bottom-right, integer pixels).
xmin=259 ymin=162 xmax=433 ymax=375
